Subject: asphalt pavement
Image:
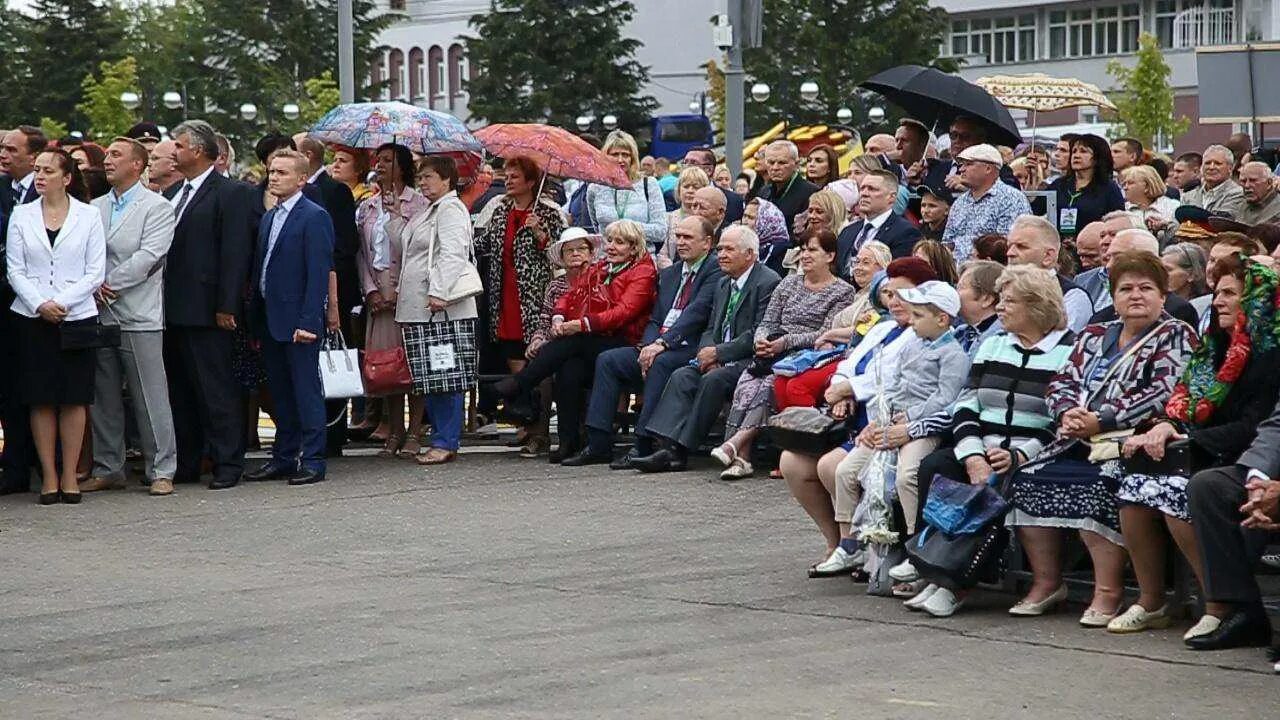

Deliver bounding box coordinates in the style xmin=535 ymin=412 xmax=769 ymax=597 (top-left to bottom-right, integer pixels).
xmin=0 ymin=448 xmax=1275 ymax=719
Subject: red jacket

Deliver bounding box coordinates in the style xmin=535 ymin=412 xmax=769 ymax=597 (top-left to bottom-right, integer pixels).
xmin=554 ymin=257 xmax=657 ymax=345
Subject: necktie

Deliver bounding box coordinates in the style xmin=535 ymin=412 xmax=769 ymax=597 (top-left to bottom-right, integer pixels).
xmin=260 ymin=206 xmax=289 ymax=295
xmin=674 ymin=269 xmax=695 ymax=310
xmin=853 ymin=221 xmax=873 ymax=250
xmin=721 ymin=284 xmax=744 ymax=341
xmin=173 ymin=182 xmax=193 ymax=220
xmin=11 ymin=183 xmax=22 ymax=206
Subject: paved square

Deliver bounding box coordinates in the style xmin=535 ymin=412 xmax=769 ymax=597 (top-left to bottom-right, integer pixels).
xmin=0 ymin=453 xmax=1273 ymax=719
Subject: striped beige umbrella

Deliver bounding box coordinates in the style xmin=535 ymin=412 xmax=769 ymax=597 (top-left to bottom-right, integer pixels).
xmin=975 ymin=73 xmax=1116 ymax=113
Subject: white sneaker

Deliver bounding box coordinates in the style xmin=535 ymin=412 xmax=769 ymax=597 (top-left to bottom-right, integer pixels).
xmin=888 ymin=559 xmax=919 ymax=582
xmin=1183 ymin=615 xmax=1221 ymax=641
xmin=719 ymin=457 xmax=754 ymax=480
xmin=809 ymin=546 xmax=860 ymax=577
xmin=710 ymin=443 xmax=737 ymax=467
xmin=922 ymin=587 xmax=964 ymax=617
xmin=903 ymin=583 xmax=940 ymax=611
xmin=1106 ymin=604 xmax=1171 ymax=634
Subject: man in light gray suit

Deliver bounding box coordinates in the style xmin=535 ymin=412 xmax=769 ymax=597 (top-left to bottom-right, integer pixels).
xmin=82 ymin=138 xmax=179 ymax=496
xmin=632 ymin=225 xmax=782 ymax=472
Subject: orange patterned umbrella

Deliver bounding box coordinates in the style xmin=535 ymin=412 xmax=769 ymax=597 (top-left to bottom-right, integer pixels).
xmin=474 ymin=123 xmax=632 ymax=190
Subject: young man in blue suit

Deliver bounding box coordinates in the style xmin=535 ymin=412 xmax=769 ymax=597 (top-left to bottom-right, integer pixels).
xmin=246 ymin=149 xmax=335 ymax=485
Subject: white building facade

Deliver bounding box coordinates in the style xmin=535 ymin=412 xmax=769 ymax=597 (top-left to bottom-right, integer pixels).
xmin=934 ymin=0 xmax=1280 ymax=153
xmin=370 ymin=0 xmax=724 ymax=124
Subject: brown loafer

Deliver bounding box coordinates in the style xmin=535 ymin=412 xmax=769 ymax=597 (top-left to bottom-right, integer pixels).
xmin=79 ymin=476 xmax=125 ymax=493
xmin=149 ymin=479 xmax=175 ymax=496
xmin=416 ymin=449 xmax=457 ymax=465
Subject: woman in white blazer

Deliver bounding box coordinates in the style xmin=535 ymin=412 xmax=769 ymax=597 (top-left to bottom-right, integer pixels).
xmin=6 ymin=148 xmax=106 ymax=504
xmin=396 ymin=155 xmax=479 ymax=466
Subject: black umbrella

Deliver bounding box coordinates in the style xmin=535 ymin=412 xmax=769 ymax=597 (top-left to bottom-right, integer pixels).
xmin=859 ymin=64 xmax=1023 ymax=147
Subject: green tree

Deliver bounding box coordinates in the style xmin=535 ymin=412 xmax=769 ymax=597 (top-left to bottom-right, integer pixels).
xmin=300 ymin=71 xmax=343 ymax=129
xmin=462 ymin=0 xmax=658 ymax=129
xmin=20 ymin=0 xmax=126 ymax=131
xmin=1106 ymin=33 xmax=1189 ymax=149
xmin=0 ymin=12 xmax=32 ymax=125
xmin=703 ymin=59 xmax=726 ymax=137
xmin=40 ymin=117 xmax=69 ymax=141
xmin=742 ymin=0 xmax=954 ymax=131
xmin=77 ymin=56 xmax=141 ymax=140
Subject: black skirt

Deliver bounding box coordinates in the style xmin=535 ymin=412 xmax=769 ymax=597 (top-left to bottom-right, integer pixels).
xmin=18 ymin=315 xmax=96 ymax=406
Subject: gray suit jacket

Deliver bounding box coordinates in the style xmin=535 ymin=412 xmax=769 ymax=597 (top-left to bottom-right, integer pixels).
xmin=1238 ymin=393 xmax=1280 ymax=478
xmin=699 ymin=262 xmax=782 ymax=364
xmin=92 ymin=184 xmax=176 ymax=330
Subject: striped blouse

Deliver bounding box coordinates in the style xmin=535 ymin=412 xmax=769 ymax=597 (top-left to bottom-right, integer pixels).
xmin=951 ymin=329 xmax=1076 ymax=463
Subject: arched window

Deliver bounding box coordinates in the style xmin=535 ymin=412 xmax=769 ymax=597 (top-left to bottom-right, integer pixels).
xmin=369 ymin=49 xmax=386 ymax=97
xmin=427 ymin=45 xmax=444 ymax=110
xmin=447 ymin=44 xmax=466 ymax=110
xmin=388 ymin=48 xmax=404 ymax=101
xmin=408 ymin=48 xmax=424 ymax=104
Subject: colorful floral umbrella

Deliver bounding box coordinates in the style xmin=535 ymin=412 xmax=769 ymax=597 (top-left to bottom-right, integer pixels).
xmin=307 ymin=101 xmax=481 ymax=154
xmin=474 ymin=123 xmax=632 ymax=190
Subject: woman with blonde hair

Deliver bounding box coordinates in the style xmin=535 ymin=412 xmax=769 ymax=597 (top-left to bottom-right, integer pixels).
xmin=784 ymin=189 xmax=847 ymax=273
xmin=658 ymin=165 xmax=710 ymax=268
xmin=586 ymin=130 xmax=668 ymax=254
xmin=1121 ymin=164 xmax=1179 ymax=236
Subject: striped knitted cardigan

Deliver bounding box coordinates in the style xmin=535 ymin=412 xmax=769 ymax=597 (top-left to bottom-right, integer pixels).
xmin=1035 ymin=319 xmax=1196 ymax=461
xmin=952 ymin=329 xmax=1076 ymax=463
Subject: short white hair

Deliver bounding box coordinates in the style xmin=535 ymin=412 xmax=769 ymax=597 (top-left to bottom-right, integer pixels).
xmin=722 ymin=224 xmax=760 ymax=255
xmin=1101 ymin=210 xmax=1140 ymax=228
xmin=1009 ymin=214 xmax=1060 ymax=248
xmin=766 ymin=139 xmax=799 ymax=161
xmin=1203 ymin=144 xmax=1235 ymax=165
xmin=1115 ymin=228 xmax=1159 ymax=255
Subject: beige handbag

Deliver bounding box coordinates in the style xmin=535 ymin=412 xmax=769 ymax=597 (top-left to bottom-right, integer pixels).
xmin=427 ymin=211 xmax=484 ymax=304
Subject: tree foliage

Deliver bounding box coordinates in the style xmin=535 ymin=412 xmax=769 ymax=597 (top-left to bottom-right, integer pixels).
xmin=78 ymin=56 xmax=141 ymax=140
xmin=1106 ymin=33 xmax=1189 ymax=150
xmin=742 ymin=0 xmax=954 ymax=132
xmin=20 ymin=0 xmax=126 ymax=131
xmin=462 ymin=0 xmax=657 ymax=129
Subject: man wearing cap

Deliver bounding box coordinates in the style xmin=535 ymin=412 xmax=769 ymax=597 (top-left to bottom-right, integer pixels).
xmin=562 ymin=215 xmax=723 ymax=468
xmin=917 ymin=183 xmax=953 ymax=242
xmin=1182 ymin=145 xmax=1245 ymax=218
xmin=835 ymin=169 xmax=921 ymax=277
xmin=1236 ymin=161 xmax=1280 ymax=226
xmin=126 ymin=122 xmax=164 ymax=149
xmin=942 ymin=143 xmax=1031 ymax=263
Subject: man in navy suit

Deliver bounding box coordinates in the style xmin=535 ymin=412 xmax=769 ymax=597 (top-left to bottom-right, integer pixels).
xmin=0 ymin=125 xmax=47 ymax=494
xmin=244 ymin=149 xmax=334 ymax=485
xmin=562 ymin=215 xmax=723 ymax=467
xmin=835 ymin=169 xmax=922 ymax=281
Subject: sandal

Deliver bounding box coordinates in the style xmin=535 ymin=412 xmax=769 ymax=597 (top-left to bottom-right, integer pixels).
xmin=398 ymin=435 xmax=423 ymax=459
xmin=417 ymin=448 xmax=457 ymax=465
xmin=377 ymin=433 xmax=405 ymax=458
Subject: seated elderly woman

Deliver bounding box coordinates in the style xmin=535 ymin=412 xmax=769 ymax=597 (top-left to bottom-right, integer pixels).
xmin=493 ymin=219 xmax=657 ymax=460
xmin=743 ymin=197 xmax=791 ymax=274
xmin=1006 ymin=251 xmax=1195 ymax=627
xmin=1113 ymin=254 xmax=1280 ymax=636
xmin=1160 ymin=242 xmax=1211 ymax=327
xmin=779 ymin=259 xmax=937 ymax=570
xmin=906 ymin=266 xmax=1076 ymax=617
xmin=709 ymin=229 xmax=857 ymax=480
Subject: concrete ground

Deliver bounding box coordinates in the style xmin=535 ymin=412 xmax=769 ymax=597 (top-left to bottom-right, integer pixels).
xmin=0 ymin=448 xmax=1275 ymax=719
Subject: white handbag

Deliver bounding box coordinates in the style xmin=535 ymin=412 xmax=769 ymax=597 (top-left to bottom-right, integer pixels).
xmin=319 ymin=330 xmax=365 ymax=399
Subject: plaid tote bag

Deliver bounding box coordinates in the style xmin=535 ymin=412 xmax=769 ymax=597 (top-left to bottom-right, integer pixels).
xmin=403 ymin=314 xmax=479 ymax=395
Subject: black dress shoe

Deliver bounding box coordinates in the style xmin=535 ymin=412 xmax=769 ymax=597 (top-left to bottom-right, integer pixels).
xmin=1185 ymin=608 xmax=1273 ymax=650
xmin=244 ymin=462 xmax=298 ymax=482
xmin=208 ymin=475 xmax=240 ymax=490
xmin=561 ymin=449 xmax=612 ymax=467
xmin=60 ymin=491 xmax=82 ymax=505
xmin=38 ymin=492 xmax=59 ymax=505
xmin=610 ymin=449 xmax=639 ymax=471
xmin=631 ymin=448 xmax=686 ymax=473
xmin=287 ymin=469 xmax=326 ymax=485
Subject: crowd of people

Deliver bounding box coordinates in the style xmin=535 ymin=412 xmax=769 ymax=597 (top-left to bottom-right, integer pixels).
xmin=0 ymin=111 xmax=1278 ymax=670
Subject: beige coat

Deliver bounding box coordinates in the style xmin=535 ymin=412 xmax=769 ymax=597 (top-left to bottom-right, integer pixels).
xmin=396 ymin=191 xmax=478 ymax=323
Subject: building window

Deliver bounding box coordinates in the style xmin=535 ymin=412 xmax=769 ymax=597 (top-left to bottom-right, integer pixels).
xmin=948 ymin=13 xmax=1036 ymax=64
xmin=1048 ymin=3 xmax=1140 ymax=59
xmin=408 ymin=47 xmax=423 ymax=104
xmin=1156 ymin=0 xmax=1236 ymax=49
xmin=389 ymin=0 xmax=405 ymax=10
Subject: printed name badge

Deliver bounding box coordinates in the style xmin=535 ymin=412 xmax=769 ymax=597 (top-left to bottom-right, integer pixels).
xmin=660 ymin=308 xmax=683 ymax=333
xmin=429 ymin=343 xmax=457 ymax=371
xmin=1058 ymin=207 xmax=1078 ymax=235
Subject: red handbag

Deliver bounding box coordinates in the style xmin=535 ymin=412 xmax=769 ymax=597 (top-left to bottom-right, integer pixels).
xmin=362 ymin=346 xmax=414 ymax=396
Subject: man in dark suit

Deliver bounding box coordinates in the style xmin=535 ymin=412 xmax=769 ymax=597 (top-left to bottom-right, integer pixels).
xmin=759 ymin=140 xmax=819 ymax=242
xmin=563 ymin=215 xmax=724 ymax=468
xmin=666 ymin=147 xmax=744 ymax=227
xmin=917 ymin=116 xmax=1020 ymax=191
xmin=836 ymin=170 xmax=922 ymax=280
xmin=0 ymin=125 xmax=47 ymax=494
xmin=244 ymin=149 xmax=334 ymax=485
xmin=294 ymin=134 xmax=359 ymax=455
xmin=163 ymin=120 xmax=254 ymax=490
xmin=632 ymin=226 xmax=782 ymax=473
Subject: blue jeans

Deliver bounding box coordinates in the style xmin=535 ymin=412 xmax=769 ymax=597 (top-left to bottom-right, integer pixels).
xmin=425 ymin=392 xmax=464 ymax=451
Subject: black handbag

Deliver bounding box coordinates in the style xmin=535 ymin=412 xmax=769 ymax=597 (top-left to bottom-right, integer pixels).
xmin=766 ymin=406 xmax=849 ymax=456
xmin=60 ymin=319 xmax=121 ymax=350
xmin=906 ymin=467 xmax=1015 ymax=588
xmin=745 ymin=331 xmax=787 ymax=377
xmin=1120 ymin=438 xmax=1192 ymax=477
